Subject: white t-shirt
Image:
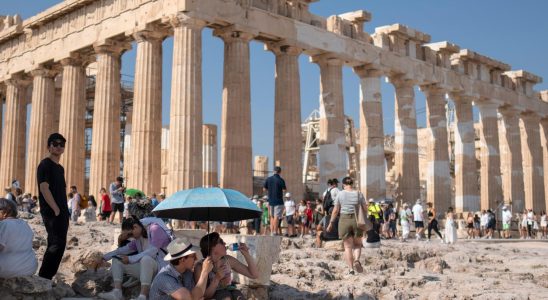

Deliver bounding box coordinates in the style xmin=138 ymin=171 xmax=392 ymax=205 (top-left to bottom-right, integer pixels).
xmin=284 ymin=200 xmax=296 ymax=216
xmin=502 ymin=210 xmax=512 ymax=224
xmin=412 ymin=204 xmax=424 ymax=222
xmin=480 ymin=214 xmax=488 ymax=226
xmin=0 ymin=219 xmax=38 ymax=278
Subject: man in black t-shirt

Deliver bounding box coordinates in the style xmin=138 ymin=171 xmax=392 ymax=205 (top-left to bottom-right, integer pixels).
xmin=37 ymin=133 xmax=69 ymax=280
xmin=263 ymin=166 xmax=286 ymax=236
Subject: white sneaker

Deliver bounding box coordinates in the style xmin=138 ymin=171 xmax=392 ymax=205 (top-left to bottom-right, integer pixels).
xmin=98 ymin=289 xmax=123 ymax=300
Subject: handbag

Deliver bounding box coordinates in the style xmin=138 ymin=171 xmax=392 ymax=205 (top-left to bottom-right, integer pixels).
xmin=355 ymin=192 xmax=373 ymax=231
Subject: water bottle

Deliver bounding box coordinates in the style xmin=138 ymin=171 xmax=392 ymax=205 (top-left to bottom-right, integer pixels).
xmin=226 ymin=243 xmax=239 ymax=251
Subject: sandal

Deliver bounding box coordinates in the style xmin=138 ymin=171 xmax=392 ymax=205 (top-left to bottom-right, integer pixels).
xmin=353 ymin=260 xmax=364 ymax=273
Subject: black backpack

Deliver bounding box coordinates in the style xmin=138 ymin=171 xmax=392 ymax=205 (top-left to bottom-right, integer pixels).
xmin=323 ymin=188 xmax=334 ymax=214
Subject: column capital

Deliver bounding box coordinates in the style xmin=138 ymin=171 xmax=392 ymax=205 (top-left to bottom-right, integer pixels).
xmin=213 ymin=25 xmax=257 ymax=43
xmin=93 ymin=39 xmax=132 ymax=55
xmin=60 ymin=56 xmax=84 ymax=67
xmin=30 ymin=66 xmax=57 ymax=78
xmin=5 ymin=73 xmax=32 ymax=87
xmin=475 ymin=99 xmax=500 ymax=110
xmin=130 ymin=23 xmax=170 ymax=43
xmin=388 ymin=74 xmax=415 ymax=88
xmin=310 ymin=54 xmax=343 ymax=66
xmin=419 ymin=83 xmax=447 ymax=96
xmin=498 ymin=105 xmax=522 ymax=117
xmin=353 ymin=64 xmax=383 ymax=78
xmin=520 ymin=111 xmax=541 ymax=122
xmin=264 ymin=41 xmax=302 ymax=57
xmin=168 ymin=14 xmax=207 ymax=30
xmin=448 ymin=91 xmax=478 ymax=103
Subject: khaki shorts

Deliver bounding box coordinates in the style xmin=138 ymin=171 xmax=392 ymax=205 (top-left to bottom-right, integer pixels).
xmin=338 ymin=213 xmax=363 ymax=240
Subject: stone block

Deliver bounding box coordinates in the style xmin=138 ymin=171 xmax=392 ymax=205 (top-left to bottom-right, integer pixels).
xmin=222 ymin=235 xmax=282 ymax=286
xmin=323 ymin=240 xmax=344 ymax=251
xmin=173 ymin=229 xmax=207 ymax=247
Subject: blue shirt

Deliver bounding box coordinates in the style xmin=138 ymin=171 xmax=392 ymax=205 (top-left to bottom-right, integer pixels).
xmin=263 ymin=174 xmax=286 ymax=206
xmin=150 ymin=264 xmax=195 ymax=300
xmin=151 ymin=198 xmax=159 ymax=208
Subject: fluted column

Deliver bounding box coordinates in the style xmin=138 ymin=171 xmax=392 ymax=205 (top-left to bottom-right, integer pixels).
xmin=391 ymin=76 xmax=420 ymax=204
xmin=167 ymin=16 xmax=206 ymax=195
xmin=422 ymin=85 xmax=451 ymax=214
xmin=127 ymin=31 xmax=164 ymax=196
xmin=25 ymin=67 xmax=57 ymax=196
xmin=58 ymin=57 xmax=87 ymax=194
xmin=89 ymin=43 xmax=126 ymax=196
xmin=540 ymin=119 xmax=548 ymax=211
xmin=269 ymin=43 xmax=303 ymax=201
xmin=254 ymin=156 xmax=269 ymax=178
xmin=215 ymin=28 xmax=254 ymax=196
xmin=450 ymin=93 xmax=479 ymax=212
xmin=202 ymin=124 xmax=218 ymax=188
xmin=354 ymin=66 xmax=385 ymax=200
xmin=520 ymin=113 xmax=545 ymax=211
xmin=312 ymin=56 xmax=347 ymax=192
xmin=498 ymin=108 xmax=525 ymax=212
xmin=477 ymin=101 xmax=503 ymax=210
xmin=0 ymin=76 xmax=30 ymax=189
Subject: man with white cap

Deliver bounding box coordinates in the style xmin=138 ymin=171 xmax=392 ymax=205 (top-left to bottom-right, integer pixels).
xmin=501 ymin=205 xmax=512 ymax=239
xmin=150 ymin=238 xmax=213 ymax=300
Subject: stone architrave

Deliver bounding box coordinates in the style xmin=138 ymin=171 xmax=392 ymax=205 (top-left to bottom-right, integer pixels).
xmin=476 ymin=101 xmax=503 ymax=210
xmin=312 ymin=56 xmax=347 ymax=192
xmin=498 ymin=107 xmax=525 ymax=212
xmin=0 ymin=76 xmax=30 ymax=189
xmin=215 ymin=27 xmax=255 ymax=196
xmin=254 ymin=156 xmax=269 ymax=178
xmin=390 ymin=76 xmax=420 ymax=204
xmin=58 ymin=57 xmax=87 ymax=195
xmin=353 ymin=66 xmax=385 ymax=200
xmin=127 ymin=30 xmax=164 ymax=196
xmin=167 ymin=16 xmax=206 ymax=195
xmin=89 ymin=42 xmax=127 ymax=196
xmin=540 ymin=118 xmax=548 ymax=210
xmin=520 ymin=113 xmax=545 ymax=211
xmin=25 ymin=67 xmax=57 ymax=197
xmin=422 ymin=84 xmax=451 ymax=214
xmin=202 ymin=124 xmax=218 ymax=188
xmin=450 ymin=93 xmax=479 ymax=212
xmin=268 ymin=43 xmax=303 ymax=201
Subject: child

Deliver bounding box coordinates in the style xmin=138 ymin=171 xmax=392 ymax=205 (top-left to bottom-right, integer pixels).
xmin=83 ymin=195 xmax=97 ymax=222
xmin=304 ymin=201 xmax=313 ymax=236
xmin=297 ymin=199 xmax=307 ymax=237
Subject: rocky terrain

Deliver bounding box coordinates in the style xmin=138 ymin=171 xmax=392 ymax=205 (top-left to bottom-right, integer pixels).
xmin=2 ymin=214 xmax=548 ymax=299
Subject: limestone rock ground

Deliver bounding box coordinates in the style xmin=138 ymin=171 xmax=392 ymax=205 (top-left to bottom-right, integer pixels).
xmin=2 ymin=214 xmax=548 ymax=299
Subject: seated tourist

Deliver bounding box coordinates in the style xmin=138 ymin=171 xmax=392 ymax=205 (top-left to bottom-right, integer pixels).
xmin=194 ymin=232 xmax=259 ymax=300
xmin=150 ymin=238 xmax=213 ymax=300
xmin=315 ymin=214 xmax=340 ymax=248
xmin=0 ymin=198 xmax=38 ymax=278
xmin=98 ymin=216 xmax=172 ymax=300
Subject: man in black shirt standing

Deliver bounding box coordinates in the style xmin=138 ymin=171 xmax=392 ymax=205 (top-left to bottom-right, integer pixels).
xmin=263 ymin=166 xmax=286 ymax=236
xmin=37 ymin=133 xmax=69 ymax=280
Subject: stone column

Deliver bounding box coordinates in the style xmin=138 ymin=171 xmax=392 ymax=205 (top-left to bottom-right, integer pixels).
xmin=354 ymin=66 xmax=385 ymax=200
xmin=215 ymin=28 xmax=254 ymax=196
xmin=269 ymin=43 xmax=303 ymax=201
xmin=476 ymin=101 xmax=503 ymax=210
xmin=540 ymin=119 xmax=548 ymax=211
xmin=89 ymin=43 xmax=126 ymax=196
xmin=450 ymin=94 xmax=479 ymax=212
xmin=390 ymin=76 xmax=420 ymax=204
xmin=25 ymin=67 xmax=57 ymax=196
xmin=254 ymin=156 xmax=269 ymax=178
xmin=58 ymin=57 xmax=87 ymax=194
xmin=167 ymin=16 xmax=206 ymax=195
xmin=127 ymin=30 xmax=163 ymax=196
xmin=312 ymin=56 xmax=347 ymax=192
xmin=422 ymin=85 xmax=451 ymax=214
xmin=520 ymin=113 xmax=545 ymax=211
xmin=202 ymin=124 xmax=218 ymax=188
xmin=0 ymin=76 xmax=29 ymax=189
xmin=498 ymin=107 xmax=525 ymax=212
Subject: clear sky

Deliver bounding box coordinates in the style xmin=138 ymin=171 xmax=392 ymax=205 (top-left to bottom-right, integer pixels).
xmin=2 ymin=0 xmax=548 ymax=170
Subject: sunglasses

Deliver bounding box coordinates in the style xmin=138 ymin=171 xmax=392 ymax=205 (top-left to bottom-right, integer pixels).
xmin=51 ymin=141 xmax=65 ymax=148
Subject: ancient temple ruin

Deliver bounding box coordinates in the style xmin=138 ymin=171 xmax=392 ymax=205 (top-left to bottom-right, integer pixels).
xmin=0 ymin=0 xmax=547 ymax=215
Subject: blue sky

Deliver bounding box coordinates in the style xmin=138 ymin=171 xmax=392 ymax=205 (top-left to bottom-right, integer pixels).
xmin=2 ymin=1 xmax=547 ymax=170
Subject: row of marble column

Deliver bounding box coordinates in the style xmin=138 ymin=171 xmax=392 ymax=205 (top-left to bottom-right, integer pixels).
xmin=0 ymin=16 xmax=545 ymax=213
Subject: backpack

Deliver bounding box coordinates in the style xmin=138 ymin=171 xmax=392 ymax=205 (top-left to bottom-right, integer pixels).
xmin=128 ymin=201 xmax=154 ymax=219
xmin=323 ymin=188 xmax=334 ymax=214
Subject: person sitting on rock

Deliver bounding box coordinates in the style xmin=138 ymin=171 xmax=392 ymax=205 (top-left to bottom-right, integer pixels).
xmin=194 ymin=232 xmax=259 ymax=300
xmin=0 ymin=198 xmax=38 ymax=278
xmin=98 ymin=216 xmax=172 ymax=300
xmin=150 ymin=238 xmax=213 ymax=300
